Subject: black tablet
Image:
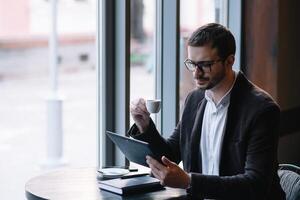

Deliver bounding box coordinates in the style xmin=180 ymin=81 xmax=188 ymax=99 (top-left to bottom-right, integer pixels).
xmin=106 ymin=131 xmax=163 ymax=167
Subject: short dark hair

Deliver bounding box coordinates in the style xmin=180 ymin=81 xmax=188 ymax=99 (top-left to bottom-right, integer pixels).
xmin=187 ymin=23 xmax=236 ymax=60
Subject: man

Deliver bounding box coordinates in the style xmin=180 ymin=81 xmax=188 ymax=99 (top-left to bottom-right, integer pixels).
xmin=129 ymin=23 xmax=285 ymax=199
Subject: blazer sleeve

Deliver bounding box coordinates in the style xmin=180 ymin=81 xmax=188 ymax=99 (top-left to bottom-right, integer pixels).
xmin=189 ymin=104 xmax=281 ymax=200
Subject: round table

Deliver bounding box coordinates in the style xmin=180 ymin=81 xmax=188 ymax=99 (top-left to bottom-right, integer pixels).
xmin=25 ymin=167 xmax=188 ymax=200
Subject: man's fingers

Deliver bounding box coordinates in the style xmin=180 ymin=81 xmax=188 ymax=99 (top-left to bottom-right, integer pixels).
xmin=130 ymin=98 xmax=150 ymax=116
xmin=131 ymin=105 xmax=149 ymax=115
xmin=137 ymin=98 xmax=145 ymax=105
xmin=149 ymin=163 xmax=167 ymax=182
xmin=130 ymin=107 xmax=149 ymax=116
xmin=149 ymin=166 xmax=162 ymax=180
xmin=131 ymin=98 xmax=144 ymax=105
xmin=139 ymin=100 xmax=149 ymax=113
xmin=130 ymin=108 xmax=145 ymax=116
xmin=146 ymin=157 xmax=161 ymax=171
xmin=135 ymin=99 xmax=150 ymax=114
xmin=146 ymin=156 xmax=168 ymax=172
xmin=131 ymin=98 xmax=145 ymax=107
xmin=147 ymin=159 xmax=160 ymax=176
xmin=161 ymin=156 xmax=176 ymax=167
xmin=150 ymin=169 xmax=165 ymax=186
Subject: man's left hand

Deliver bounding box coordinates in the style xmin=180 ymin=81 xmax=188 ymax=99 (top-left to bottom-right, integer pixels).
xmin=146 ymin=155 xmax=190 ymax=189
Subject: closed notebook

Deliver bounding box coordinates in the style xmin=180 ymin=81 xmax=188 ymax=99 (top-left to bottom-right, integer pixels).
xmin=98 ymin=175 xmax=164 ymax=195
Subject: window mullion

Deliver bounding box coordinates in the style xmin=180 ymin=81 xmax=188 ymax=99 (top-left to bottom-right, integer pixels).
xmin=156 ymin=0 xmax=180 ymax=137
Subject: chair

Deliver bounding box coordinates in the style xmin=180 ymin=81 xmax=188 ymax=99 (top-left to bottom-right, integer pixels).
xmin=278 ymin=164 xmax=300 ymax=200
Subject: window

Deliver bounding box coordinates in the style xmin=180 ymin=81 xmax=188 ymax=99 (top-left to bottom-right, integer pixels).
xmin=97 ymin=0 xmax=240 ymax=167
xmin=179 ymin=0 xmax=229 ymax=115
xmin=0 ymin=0 xmax=97 ymax=199
xmin=130 ymin=0 xmax=156 ymax=125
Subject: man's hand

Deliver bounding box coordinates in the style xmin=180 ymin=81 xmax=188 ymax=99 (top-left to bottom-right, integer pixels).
xmin=130 ymin=98 xmax=150 ymax=133
xmin=146 ymin=155 xmax=191 ymax=189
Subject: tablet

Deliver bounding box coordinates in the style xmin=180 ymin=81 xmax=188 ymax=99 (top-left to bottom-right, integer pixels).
xmin=106 ymin=131 xmax=163 ymax=167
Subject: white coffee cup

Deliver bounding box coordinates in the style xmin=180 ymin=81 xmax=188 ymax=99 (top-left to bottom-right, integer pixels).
xmin=146 ymin=99 xmax=161 ymax=113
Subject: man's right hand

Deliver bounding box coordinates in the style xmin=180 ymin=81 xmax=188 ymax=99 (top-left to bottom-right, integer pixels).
xmin=130 ymin=98 xmax=150 ymax=133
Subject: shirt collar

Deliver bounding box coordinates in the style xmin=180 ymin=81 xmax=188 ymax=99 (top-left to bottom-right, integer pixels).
xmin=205 ymin=70 xmax=238 ymax=108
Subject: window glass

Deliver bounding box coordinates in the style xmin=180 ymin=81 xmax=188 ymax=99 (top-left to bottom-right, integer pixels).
xmin=0 ymin=0 xmax=96 ymax=198
xmin=179 ymin=0 xmax=226 ymax=115
xmin=130 ymin=0 xmax=155 ymax=126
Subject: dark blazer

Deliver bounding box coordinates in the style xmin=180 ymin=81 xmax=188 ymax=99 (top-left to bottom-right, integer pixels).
xmin=128 ymin=72 xmax=286 ymax=200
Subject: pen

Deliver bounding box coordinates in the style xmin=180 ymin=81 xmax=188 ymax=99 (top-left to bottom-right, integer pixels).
xmin=121 ymin=173 xmax=149 ymax=179
xmin=98 ymin=166 xmax=138 ymax=172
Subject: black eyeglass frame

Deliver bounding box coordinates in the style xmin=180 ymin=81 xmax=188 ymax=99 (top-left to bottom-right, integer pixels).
xmin=184 ymin=58 xmax=224 ymax=72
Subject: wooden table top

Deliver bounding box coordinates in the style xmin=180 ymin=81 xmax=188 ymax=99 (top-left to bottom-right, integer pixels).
xmin=25 ymin=167 xmax=188 ymax=200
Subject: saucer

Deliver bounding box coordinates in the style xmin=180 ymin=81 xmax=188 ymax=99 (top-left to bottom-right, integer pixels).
xmin=98 ymin=168 xmax=130 ymax=178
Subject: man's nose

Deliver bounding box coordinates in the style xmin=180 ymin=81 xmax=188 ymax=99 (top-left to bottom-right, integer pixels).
xmin=194 ymin=66 xmax=204 ymax=76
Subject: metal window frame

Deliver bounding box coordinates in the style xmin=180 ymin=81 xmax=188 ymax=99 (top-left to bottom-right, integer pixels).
xmin=97 ymin=0 xmax=130 ymax=167
xmin=215 ymin=0 xmax=228 ymax=26
xmin=228 ymin=0 xmax=242 ymax=71
xmin=215 ymin=0 xmax=241 ymax=71
xmin=155 ymin=0 xmax=180 ymax=137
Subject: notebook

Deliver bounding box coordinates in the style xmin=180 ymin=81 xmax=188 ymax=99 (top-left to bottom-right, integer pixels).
xmin=98 ymin=175 xmax=164 ymax=195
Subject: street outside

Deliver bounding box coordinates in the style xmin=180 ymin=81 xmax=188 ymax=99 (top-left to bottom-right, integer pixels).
xmin=0 ymin=65 xmax=154 ymax=199
xmin=0 ymin=68 xmax=96 ymax=199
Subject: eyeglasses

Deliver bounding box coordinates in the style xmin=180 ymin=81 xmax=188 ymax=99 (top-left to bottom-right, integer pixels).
xmin=184 ymin=59 xmax=223 ymax=72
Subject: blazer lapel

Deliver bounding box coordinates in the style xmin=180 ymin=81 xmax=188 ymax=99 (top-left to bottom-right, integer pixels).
xmin=219 ymin=72 xmax=247 ymax=175
xmin=190 ymin=98 xmax=207 ymax=172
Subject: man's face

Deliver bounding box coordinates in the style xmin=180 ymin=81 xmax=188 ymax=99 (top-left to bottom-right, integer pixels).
xmin=187 ymin=45 xmax=229 ymax=90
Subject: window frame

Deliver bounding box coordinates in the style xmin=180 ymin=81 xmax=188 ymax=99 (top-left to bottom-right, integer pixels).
xmin=97 ymin=0 xmax=130 ymax=167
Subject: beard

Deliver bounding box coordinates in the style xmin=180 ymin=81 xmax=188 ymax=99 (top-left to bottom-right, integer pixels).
xmin=194 ymin=67 xmax=226 ymax=90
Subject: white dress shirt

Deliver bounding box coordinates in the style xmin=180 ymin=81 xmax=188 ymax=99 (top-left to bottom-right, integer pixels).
xmin=200 ymin=71 xmax=237 ymax=176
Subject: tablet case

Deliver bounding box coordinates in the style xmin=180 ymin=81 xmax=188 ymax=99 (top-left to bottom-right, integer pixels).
xmin=106 ymin=131 xmax=163 ymax=167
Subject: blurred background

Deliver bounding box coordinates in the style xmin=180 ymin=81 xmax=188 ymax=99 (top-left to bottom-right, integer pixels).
xmin=0 ymin=0 xmax=98 ymax=199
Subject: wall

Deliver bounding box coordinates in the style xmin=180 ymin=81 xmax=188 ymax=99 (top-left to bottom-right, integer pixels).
xmin=243 ymin=0 xmax=300 ymax=165
xmin=277 ymin=0 xmax=300 ymax=110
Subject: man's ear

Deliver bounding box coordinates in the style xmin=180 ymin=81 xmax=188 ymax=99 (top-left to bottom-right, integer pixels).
xmin=226 ymin=54 xmax=235 ymax=67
